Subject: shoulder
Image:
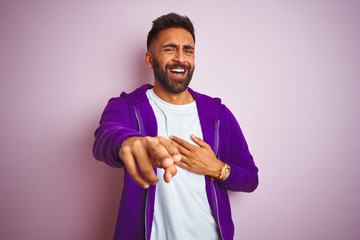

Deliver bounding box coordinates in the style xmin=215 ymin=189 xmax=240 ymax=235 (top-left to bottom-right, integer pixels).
xmin=106 ymin=84 xmax=153 ymax=107
xmin=189 ymin=88 xmax=229 ymax=119
xmin=100 ymin=84 xmax=153 ymax=119
xmin=189 ymin=88 xmax=222 ymax=105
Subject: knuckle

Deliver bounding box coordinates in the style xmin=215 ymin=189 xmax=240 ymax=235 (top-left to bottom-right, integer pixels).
xmin=119 ymin=149 xmax=127 ymax=159
xmin=120 ymin=145 xmax=130 ymax=153
xmin=148 ymin=144 xmax=158 ymax=152
xmin=142 ymin=168 xmax=157 ymax=182
xmin=171 ymin=166 xmax=177 ymax=176
xmin=143 ymin=136 xmax=153 ymax=143
xmin=127 ymin=168 xmax=138 ymax=177
xmin=157 ymin=136 xmax=166 ymax=141
xmin=146 ymin=175 xmax=158 ymax=183
xmin=143 ymin=136 xmax=150 ymax=141
xmin=122 ymin=144 xmax=130 ymax=150
xmin=130 ymin=139 xmax=141 ymax=148
xmin=141 ymin=167 xmax=153 ymax=176
xmin=168 ymin=144 xmax=178 ymax=152
xmin=148 ymin=145 xmax=165 ymax=157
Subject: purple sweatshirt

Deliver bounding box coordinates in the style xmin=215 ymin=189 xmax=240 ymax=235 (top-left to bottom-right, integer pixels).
xmin=93 ymin=84 xmax=258 ymax=240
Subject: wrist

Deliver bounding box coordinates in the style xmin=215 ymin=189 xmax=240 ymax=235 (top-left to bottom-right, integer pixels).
xmin=208 ymin=160 xmax=225 ymax=178
xmin=209 ymin=162 xmax=231 ymax=181
xmin=209 ymin=163 xmax=223 ymax=178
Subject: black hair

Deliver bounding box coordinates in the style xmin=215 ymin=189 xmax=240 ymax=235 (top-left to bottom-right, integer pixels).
xmin=147 ymin=13 xmax=195 ymax=50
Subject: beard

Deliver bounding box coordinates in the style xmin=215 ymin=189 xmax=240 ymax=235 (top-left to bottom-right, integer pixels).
xmin=152 ymin=57 xmax=194 ymax=94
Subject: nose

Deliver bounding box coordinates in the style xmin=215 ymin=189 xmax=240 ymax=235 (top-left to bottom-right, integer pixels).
xmin=174 ymin=49 xmax=186 ymax=63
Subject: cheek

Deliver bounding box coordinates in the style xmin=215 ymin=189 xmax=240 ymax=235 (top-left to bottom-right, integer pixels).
xmin=188 ymin=56 xmax=195 ymax=66
xmin=159 ymin=57 xmax=172 ymax=67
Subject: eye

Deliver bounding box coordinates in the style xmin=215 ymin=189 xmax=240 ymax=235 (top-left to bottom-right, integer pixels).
xmin=184 ymin=49 xmax=194 ymax=55
xmin=164 ymin=48 xmax=175 ymax=53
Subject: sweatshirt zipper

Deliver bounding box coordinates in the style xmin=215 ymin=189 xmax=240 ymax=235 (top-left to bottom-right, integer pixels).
xmin=134 ymin=106 xmax=150 ymax=240
xmin=211 ymin=120 xmax=224 ymax=240
xmin=214 ymin=120 xmax=220 ymax=157
xmin=134 ymin=106 xmax=144 ymax=134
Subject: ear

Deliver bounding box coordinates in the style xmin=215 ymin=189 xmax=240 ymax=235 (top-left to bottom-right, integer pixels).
xmin=144 ymin=52 xmax=153 ymax=69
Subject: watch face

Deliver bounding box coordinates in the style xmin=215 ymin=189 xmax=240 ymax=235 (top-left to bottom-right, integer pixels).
xmin=223 ymin=166 xmax=230 ymax=178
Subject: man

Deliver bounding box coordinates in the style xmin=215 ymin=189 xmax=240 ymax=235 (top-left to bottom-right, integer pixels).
xmin=93 ymin=13 xmax=258 ymax=240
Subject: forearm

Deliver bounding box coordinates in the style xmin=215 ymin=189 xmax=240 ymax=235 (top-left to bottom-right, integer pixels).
xmin=215 ymin=105 xmax=259 ymax=192
xmin=93 ymin=97 xmax=146 ymax=167
xmin=93 ymin=124 xmax=144 ymax=168
xmin=216 ymin=163 xmax=258 ymax=192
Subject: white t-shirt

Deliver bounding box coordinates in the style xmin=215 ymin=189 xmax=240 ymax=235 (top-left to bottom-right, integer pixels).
xmin=147 ymin=89 xmax=219 ymax=240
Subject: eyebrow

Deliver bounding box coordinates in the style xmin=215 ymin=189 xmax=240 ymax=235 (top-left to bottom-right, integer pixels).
xmin=162 ymin=43 xmax=194 ymax=50
xmin=184 ymin=45 xmax=194 ymax=50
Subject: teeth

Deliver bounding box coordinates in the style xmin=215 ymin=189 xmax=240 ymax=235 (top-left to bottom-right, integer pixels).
xmin=171 ymin=68 xmax=185 ymax=72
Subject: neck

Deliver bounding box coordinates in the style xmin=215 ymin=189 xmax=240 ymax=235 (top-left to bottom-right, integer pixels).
xmin=153 ymin=81 xmax=194 ymax=105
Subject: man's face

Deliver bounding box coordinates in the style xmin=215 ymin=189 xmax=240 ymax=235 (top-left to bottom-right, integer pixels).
xmin=147 ymin=28 xmax=195 ymax=93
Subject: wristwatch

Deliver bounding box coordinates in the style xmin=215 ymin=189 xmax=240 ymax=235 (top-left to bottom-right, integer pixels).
xmin=219 ymin=163 xmax=231 ymax=180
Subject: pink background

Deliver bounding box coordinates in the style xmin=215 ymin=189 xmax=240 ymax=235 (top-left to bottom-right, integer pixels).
xmin=1 ymin=1 xmax=360 ymax=239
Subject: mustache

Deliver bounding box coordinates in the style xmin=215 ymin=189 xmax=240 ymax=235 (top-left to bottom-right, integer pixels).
xmin=165 ymin=63 xmax=191 ymax=71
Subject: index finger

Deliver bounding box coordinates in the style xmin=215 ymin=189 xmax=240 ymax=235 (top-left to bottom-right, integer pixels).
xmin=191 ymin=134 xmax=211 ymax=149
xmin=169 ymin=135 xmax=196 ymax=150
xmin=120 ymin=147 xmax=150 ymax=189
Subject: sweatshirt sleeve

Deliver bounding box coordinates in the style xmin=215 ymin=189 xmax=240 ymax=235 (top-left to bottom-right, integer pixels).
xmin=92 ymin=97 xmax=145 ymax=168
xmin=216 ymin=106 xmax=259 ymax=192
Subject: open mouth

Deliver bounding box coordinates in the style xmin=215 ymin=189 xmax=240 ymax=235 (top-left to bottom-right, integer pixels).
xmin=168 ymin=67 xmax=186 ymax=78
